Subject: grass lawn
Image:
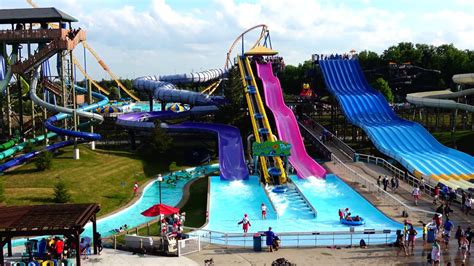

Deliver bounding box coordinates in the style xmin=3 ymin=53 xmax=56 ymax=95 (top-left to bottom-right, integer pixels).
xmin=432 ymin=130 xmax=474 ymax=156
xmin=1 ymin=144 xmax=205 ymax=216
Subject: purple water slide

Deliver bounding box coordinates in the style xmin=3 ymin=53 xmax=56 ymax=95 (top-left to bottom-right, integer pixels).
xmin=257 ymin=62 xmax=326 ymax=179
xmin=117 ymin=112 xmax=249 ymax=181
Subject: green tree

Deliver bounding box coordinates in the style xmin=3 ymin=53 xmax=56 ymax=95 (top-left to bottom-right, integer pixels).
xmin=53 ymin=179 xmax=71 ymax=203
xmin=214 ymin=67 xmax=245 ymax=125
xmin=35 ymin=151 xmax=53 ymax=171
xmin=371 ymin=78 xmax=394 ymax=103
xmin=149 ymin=120 xmax=173 ymax=154
xmin=109 ymin=86 xmax=121 ymax=100
xmin=358 ymin=50 xmax=383 ymax=70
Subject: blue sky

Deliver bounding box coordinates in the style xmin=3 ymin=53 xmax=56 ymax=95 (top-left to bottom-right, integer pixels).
xmin=1 ymin=0 xmax=473 ymax=79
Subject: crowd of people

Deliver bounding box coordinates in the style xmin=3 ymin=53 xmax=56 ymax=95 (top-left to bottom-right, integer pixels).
xmin=23 ymin=234 xmax=102 ymax=263
xmin=377 ymin=175 xmax=400 ymax=192
xmin=161 ymin=212 xmax=187 ymax=240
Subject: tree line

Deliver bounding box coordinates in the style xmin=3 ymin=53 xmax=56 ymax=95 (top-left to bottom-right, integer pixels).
xmin=277 ymin=42 xmax=474 ymax=103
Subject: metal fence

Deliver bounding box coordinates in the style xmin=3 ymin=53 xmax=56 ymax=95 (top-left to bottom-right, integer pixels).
xmin=177 ymin=236 xmax=201 ymax=257
xmin=302 ymin=114 xmax=355 ymax=159
xmin=185 ymin=228 xmax=396 ymax=248
xmin=354 ymin=153 xmax=464 ymax=204
xmin=331 ymin=153 xmax=436 ymax=220
xmin=298 ymin=121 xmax=332 ymax=160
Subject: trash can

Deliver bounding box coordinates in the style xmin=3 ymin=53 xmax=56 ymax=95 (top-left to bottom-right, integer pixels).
xmin=253 ymin=233 xmax=262 ymax=252
xmin=427 ymin=228 xmax=435 ymax=243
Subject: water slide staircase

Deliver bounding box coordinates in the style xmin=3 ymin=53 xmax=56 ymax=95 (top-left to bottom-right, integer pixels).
xmin=237 ymin=56 xmax=287 ymax=184
xmin=319 ymin=59 xmax=474 ymax=190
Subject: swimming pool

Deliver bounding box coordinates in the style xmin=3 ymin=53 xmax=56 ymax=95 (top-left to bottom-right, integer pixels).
xmin=200 ymin=174 xmax=402 ymax=246
xmin=11 ymin=164 xmax=219 ymax=247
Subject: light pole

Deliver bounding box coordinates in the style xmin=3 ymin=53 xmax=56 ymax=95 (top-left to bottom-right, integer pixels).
xmin=157 ymin=174 xmax=163 ymax=204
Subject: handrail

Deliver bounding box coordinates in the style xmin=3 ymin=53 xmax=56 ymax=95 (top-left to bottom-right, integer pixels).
xmin=288 ymin=179 xmax=318 ymax=218
xmin=261 ymin=182 xmax=279 ymax=219
xmin=332 ymin=153 xmax=436 ymax=217
xmin=354 ymin=153 xmax=463 ymax=202
xmin=297 ymin=120 xmax=332 ymax=160
xmin=302 ymin=114 xmax=355 ymax=159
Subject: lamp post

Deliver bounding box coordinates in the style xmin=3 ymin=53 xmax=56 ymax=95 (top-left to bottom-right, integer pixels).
xmin=157 ymin=174 xmax=163 ymax=204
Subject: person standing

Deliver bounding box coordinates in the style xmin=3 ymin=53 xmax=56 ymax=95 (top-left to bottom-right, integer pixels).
xmin=377 ymin=176 xmax=382 ymax=188
xmin=464 ymin=195 xmax=472 ymax=216
xmin=455 ymin=225 xmax=464 ymax=249
xmin=238 ymin=214 xmax=251 ymax=235
xmin=261 ymin=203 xmax=267 ymax=220
xmin=395 ymin=176 xmax=399 ymax=190
xmin=419 ymin=177 xmax=425 ymax=192
xmin=383 ymin=176 xmax=389 ymax=191
xmin=396 ymin=233 xmax=408 ymax=256
xmin=265 ymin=227 xmax=276 ymax=252
xmin=465 ymin=226 xmax=472 ymax=255
xmin=412 ymin=185 xmax=420 ymax=206
xmin=460 ymin=235 xmax=469 ymax=264
xmin=407 ymin=226 xmax=418 ymax=254
xmin=133 ymin=182 xmax=139 ymax=195
xmin=390 ymin=177 xmax=396 ymax=192
xmin=433 ymin=186 xmax=440 ymax=205
xmin=431 ymin=239 xmax=441 ymax=265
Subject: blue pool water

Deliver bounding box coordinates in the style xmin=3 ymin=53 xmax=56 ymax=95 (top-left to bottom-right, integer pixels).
xmin=12 ymin=164 xmax=219 ymax=246
xmin=201 ymin=174 xmax=403 ymax=246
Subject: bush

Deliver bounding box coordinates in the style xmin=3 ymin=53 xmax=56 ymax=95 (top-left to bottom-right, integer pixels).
xmin=53 ymin=179 xmax=71 ymax=203
xmin=35 ymin=151 xmax=53 ymax=171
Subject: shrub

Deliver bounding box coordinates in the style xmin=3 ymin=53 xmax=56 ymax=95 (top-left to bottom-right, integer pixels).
xmin=53 ymin=179 xmax=71 ymax=203
xmin=35 ymin=151 xmax=53 ymax=171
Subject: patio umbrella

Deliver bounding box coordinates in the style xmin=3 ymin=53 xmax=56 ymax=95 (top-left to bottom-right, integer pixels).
xmin=95 ymin=106 xmax=122 ymax=113
xmin=141 ymin=203 xmax=179 ymax=217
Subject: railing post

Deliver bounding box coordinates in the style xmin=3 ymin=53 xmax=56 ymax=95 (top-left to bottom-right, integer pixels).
xmin=113 ymin=235 xmax=116 ymax=249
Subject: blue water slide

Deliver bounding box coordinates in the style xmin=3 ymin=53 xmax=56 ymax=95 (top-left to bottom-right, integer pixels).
xmin=30 ymin=66 xmax=109 ymax=140
xmin=320 ymin=59 xmax=474 ymax=188
xmin=133 ymin=76 xmax=226 ymax=106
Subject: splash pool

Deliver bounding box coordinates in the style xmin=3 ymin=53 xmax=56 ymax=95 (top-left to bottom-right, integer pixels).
xmin=200 ymin=174 xmax=403 ymax=246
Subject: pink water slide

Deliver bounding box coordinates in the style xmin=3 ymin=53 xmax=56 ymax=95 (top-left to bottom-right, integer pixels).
xmin=256 ymin=62 xmax=326 ymax=179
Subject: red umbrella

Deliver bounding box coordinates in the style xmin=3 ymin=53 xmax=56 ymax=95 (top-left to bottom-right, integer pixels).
xmin=141 ymin=203 xmax=179 ymax=217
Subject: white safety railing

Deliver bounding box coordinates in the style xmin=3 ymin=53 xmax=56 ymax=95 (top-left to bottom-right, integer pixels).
xmin=177 ymin=236 xmax=201 ymax=257
xmin=354 ymin=153 xmax=463 ymax=204
xmin=331 ymin=153 xmax=436 ymax=220
xmin=184 ymin=227 xmax=396 ymax=248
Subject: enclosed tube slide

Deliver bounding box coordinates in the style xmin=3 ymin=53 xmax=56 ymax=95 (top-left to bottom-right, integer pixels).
xmin=133 ymin=76 xmax=226 ymax=106
xmin=30 ymin=66 xmax=108 ymax=140
xmin=257 ymin=62 xmax=326 ymax=179
xmin=320 ymin=59 xmax=473 ymax=189
xmin=406 ymin=89 xmax=474 ymax=113
xmin=158 ymin=69 xmax=226 ymax=84
xmin=0 ymin=44 xmax=18 ymax=93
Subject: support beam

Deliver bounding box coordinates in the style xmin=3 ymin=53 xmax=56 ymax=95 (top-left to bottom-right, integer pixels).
xmin=92 ymin=214 xmax=98 ymax=255
xmin=75 ymin=231 xmax=81 ymax=266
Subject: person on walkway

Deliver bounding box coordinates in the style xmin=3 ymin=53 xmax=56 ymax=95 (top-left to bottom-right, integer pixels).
xmin=431 ymin=239 xmax=441 ymax=265
xmin=433 ymin=186 xmax=440 ymax=205
xmin=443 ymin=203 xmax=453 ymax=219
xmin=432 ymin=214 xmax=442 ymax=232
xmin=422 ymin=222 xmax=428 ymax=243
xmin=419 ymin=177 xmax=425 ymax=192
xmin=443 ymin=218 xmax=453 ymax=250
xmin=261 ymin=203 xmax=267 ymax=220
xmin=460 ymin=235 xmax=469 ymax=264
xmin=461 ymin=191 xmax=466 ymax=212
xmin=383 ymin=176 xmax=389 ymax=191
xmin=94 ymin=232 xmax=103 ymax=255
xmin=390 ymin=177 xmax=396 ymax=192
xmin=396 ymin=233 xmax=408 ymax=256
xmin=395 ymin=176 xmax=399 ymax=190
xmin=238 ymin=214 xmax=251 ymax=235
xmin=407 ymin=225 xmax=417 ymax=254
xmin=465 ymin=226 xmax=473 ymax=255
xmin=377 ymin=176 xmax=382 ymax=188
xmin=455 ymin=225 xmax=464 ymax=249
xmin=464 ymin=195 xmax=472 ymax=216
xmin=412 ymin=185 xmax=421 ymax=206
xmin=265 ymin=227 xmax=276 ymax=252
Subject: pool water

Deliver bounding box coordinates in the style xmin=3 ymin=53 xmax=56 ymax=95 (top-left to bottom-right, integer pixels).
xmin=202 ymin=174 xmax=403 ymax=246
xmin=12 ymin=164 xmax=219 ymax=247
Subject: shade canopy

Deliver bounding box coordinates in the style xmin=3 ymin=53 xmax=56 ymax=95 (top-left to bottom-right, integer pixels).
xmin=96 ymin=106 xmax=121 ymax=113
xmin=141 ymin=203 xmax=179 ymax=217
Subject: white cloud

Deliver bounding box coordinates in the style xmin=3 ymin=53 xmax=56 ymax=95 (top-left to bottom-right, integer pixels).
xmin=1 ymin=0 xmax=473 ymax=79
